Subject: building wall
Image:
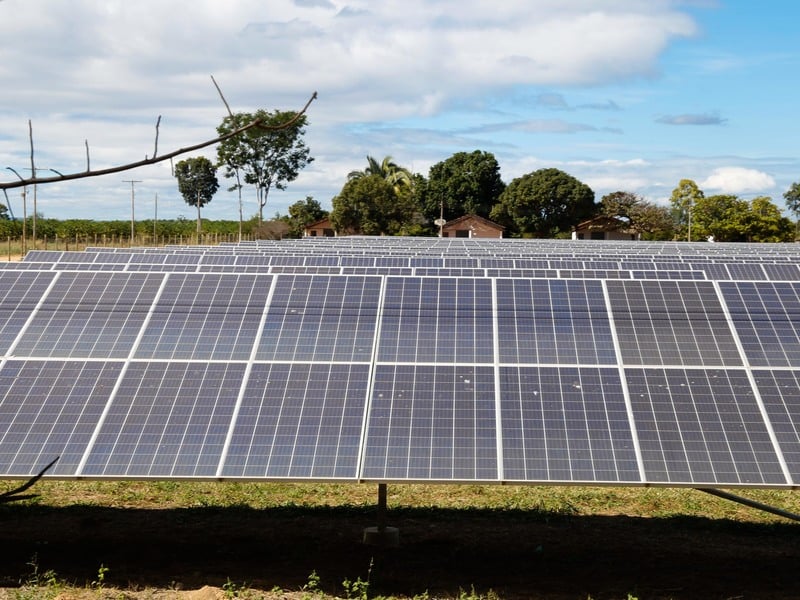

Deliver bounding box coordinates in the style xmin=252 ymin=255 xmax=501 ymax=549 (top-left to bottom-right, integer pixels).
xmin=442 ymin=218 xmax=503 ymax=238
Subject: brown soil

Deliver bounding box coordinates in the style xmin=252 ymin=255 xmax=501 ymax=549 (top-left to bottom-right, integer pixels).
xmin=1 ymin=503 xmax=798 ymax=599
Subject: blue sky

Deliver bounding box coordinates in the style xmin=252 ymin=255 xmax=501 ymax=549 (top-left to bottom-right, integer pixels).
xmin=1 ymin=0 xmax=798 ymax=222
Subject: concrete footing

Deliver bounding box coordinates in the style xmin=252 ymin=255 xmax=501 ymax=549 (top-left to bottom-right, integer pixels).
xmin=362 ymin=525 xmax=400 ymax=547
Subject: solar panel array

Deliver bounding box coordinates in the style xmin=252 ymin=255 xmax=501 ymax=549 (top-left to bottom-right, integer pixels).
xmin=2 ymin=238 xmax=800 ymax=488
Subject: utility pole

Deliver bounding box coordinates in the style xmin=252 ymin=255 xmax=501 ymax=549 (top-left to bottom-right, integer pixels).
xmin=122 ymin=180 xmax=142 ymax=245
xmin=153 ymin=192 xmax=158 ymax=245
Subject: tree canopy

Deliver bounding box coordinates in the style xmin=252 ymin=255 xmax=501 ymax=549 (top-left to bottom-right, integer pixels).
xmin=0 ymin=202 xmax=9 ymax=220
xmin=216 ymin=109 xmax=313 ymax=226
xmin=284 ymin=196 xmax=327 ymax=238
xmin=669 ymin=179 xmax=705 ymax=241
xmin=784 ymin=181 xmax=800 ymax=220
xmin=348 ymin=156 xmax=413 ymax=197
xmin=691 ymin=194 xmax=793 ymax=242
xmin=490 ymin=168 xmax=595 ymax=237
xmin=424 ymin=150 xmax=505 ymax=222
xmin=600 ymin=191 xmax=674 ymax=240
xmin=330 ymin=175 xmax=415 ymax=235
xmin=173 ymin=156 xmax=219 ymax=234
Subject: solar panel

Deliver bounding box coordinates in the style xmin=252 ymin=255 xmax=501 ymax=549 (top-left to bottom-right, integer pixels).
xmin=11 ymin=272 xmax=163 ymax=359
xmin=499 ymin=366 xmax=640 ymax=482
xmin=752 ymin=370 xmax=800 ymax=484
xmin=80 ymin=362 xmax=245 ymax=477
xmin=256 ymin=275 xmax=381 ymax=362
xmin=607 ymin=280 xmax=742 ymax=366
xmin=135 ymin=274 xmax=272 ymax=361
xmin=496 ymin=279 xmax=616 ymax=365
xmin=221 ymin=362 xmax=369 ymax=479
xmin=378 ymin=277 xmax=495 ymax=364
xmin=0 ymin=271 xmax=57 ymax=353
xmin=625 ymin=368 xmax=786 ymax=485
xmin=0 ymin=360 xmax=123 ymax=476
xmin=3 ymin=238 xmax=800 ymax=489
xmin=719 ymin=281 xmax=800 ymax=367
xmin=362 ymin=364 xmax=497 ymax=480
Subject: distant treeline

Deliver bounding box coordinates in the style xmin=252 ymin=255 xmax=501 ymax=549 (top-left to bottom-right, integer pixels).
xmin=0 ymin=217 xmax=263 ymax=240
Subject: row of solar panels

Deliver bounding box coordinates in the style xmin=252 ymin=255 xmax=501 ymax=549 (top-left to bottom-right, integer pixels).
xmin=2 ymin=270 xmax=799 ymax=367
xmin=1 ymin=359 xmax=796 ymax=486
xmin=1 ymin=265 xmax=800 ymax=487
xmin=2 ymin=239 xmax=800 ymax=489
xmin=16 ymin=250 xmax=800 ymax=281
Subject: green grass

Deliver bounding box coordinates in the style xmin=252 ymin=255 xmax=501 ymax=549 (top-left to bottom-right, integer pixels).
xmin=11 ymin=479 xmax=800 ymax=523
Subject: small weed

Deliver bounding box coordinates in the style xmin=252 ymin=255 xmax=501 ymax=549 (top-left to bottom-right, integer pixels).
xmin=222 ymin=577 xmax=262 ymax=599
xmin=91 ymin=563 xmax=110 ymax=589
xmin=14 ymin=554 xmax=62 ymax=600
xmin=302 ymin=570 xmax=323 ymax=599
xmin=342 ymin=557 xmax=374 ymax=600
xmin=457 ymin=585 xmax=500 ymax=600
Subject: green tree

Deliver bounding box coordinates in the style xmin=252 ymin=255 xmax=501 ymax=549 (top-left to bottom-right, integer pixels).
xmin=690 ymin=194 xmax=793 ymax=242
xmin=216 ymin=109 xmax=313 ymax=228
xmin=784 ymin=182 xmax=800 ymax=239
xmin=669 ymin=179 xmax=705 ymax=241
xmin=692 ymin=194 xmax=749 ymax=241
xmin=490 ymin=168 xmax=595 ymax=237
xmin=330 ymin=175 xmax=414 ymax=235
xmin=630 ymin=201 xmax=675 ymax=240
xmin=174 ymin=156 xmax=220 ymax=234
xmin=285 ymin=196 xmax=327 ymax=238
xmin=348 ymin=155 xmax=413 ymax=196
xmin=749 ymin=196 xmax=795 ymax=242
xmin=424 ymin=150 xmax=505 ymax=222
xmin=0 ymin=202 xmax=9 ymax=220
xmin=600 ymin=191 xmax=673 ymax=240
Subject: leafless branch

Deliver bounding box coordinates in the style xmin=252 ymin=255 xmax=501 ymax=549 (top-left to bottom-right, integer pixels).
xmin=0 ymin=90 xmax=317 ymax=190
xmin=28 ymin=119 xmax=35 ymax=180
xmin=153 ymin=115 xmax=162 ymax=159
xmin=211 ymin=75 xmax=234 ymax=118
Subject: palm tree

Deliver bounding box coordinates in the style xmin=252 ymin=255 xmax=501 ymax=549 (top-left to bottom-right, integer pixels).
xmin=348 ymin=155 xmax=413 ymax=195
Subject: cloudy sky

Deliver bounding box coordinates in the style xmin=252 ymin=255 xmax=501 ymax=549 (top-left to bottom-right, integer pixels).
xmin=0 ymin=0 xmax=798 ymax=222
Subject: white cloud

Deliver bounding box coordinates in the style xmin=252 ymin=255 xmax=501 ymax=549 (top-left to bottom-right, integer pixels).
xmin=10 ymin=0 xmax=797 ymax=222
xmin=700 ymin=167 xmax=776 ymax=195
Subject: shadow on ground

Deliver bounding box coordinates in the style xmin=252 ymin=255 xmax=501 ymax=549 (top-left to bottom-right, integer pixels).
xmin=1 ymin=503 xmax=798 ymax=599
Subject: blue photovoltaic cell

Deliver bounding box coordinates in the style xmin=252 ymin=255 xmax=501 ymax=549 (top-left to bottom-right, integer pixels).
xmin=12 ymin=272 xmax=164 ymax=359
xmin=378 ymin=277 xmax=494 ymax=363
xmin=221 ymin=363 xmax=369 ymax=479
xmin=362 ymin=365 xmax=497 ymax=480
xmin=257 ymin=275 xmax=381 ymax=362
xmin=719 ymin=281 xmax=800 ymax=367
xmin=607 ymin=280 xmax=742 ymax=366
xmin=496 ymin=279 xmax=617 ymax=365
xmin=135 ymin=274 xmax=272 ymax=360
xmin=0 ymin=271 xmax=56 ymax=354
xmin=499 ymin=367 xmax=640 ymax=482
xmin=752 ymin=370 xmax=800 ymax=484
xmin=81 ymin=362 xmax=245 ymax=477
xmin=626 ymin=368 xmax=786 ymax=485
xmin=0 ymin=360 xmax=122 ymax=476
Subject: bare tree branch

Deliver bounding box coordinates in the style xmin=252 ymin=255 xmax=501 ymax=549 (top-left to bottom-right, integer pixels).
xmin=28 ymin=119 xmax=35 ymax=181
xmin=0 ymin=91 xmax=318 ymax=190
xmin=211 ymin=75 xmax=234 ymax=118
xmin=153 ymin=115 xmax=162 ymax=159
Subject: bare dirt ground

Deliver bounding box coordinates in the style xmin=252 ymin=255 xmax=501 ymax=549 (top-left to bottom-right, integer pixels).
xmin=1 ymin=502 xmax=799 ymax=599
